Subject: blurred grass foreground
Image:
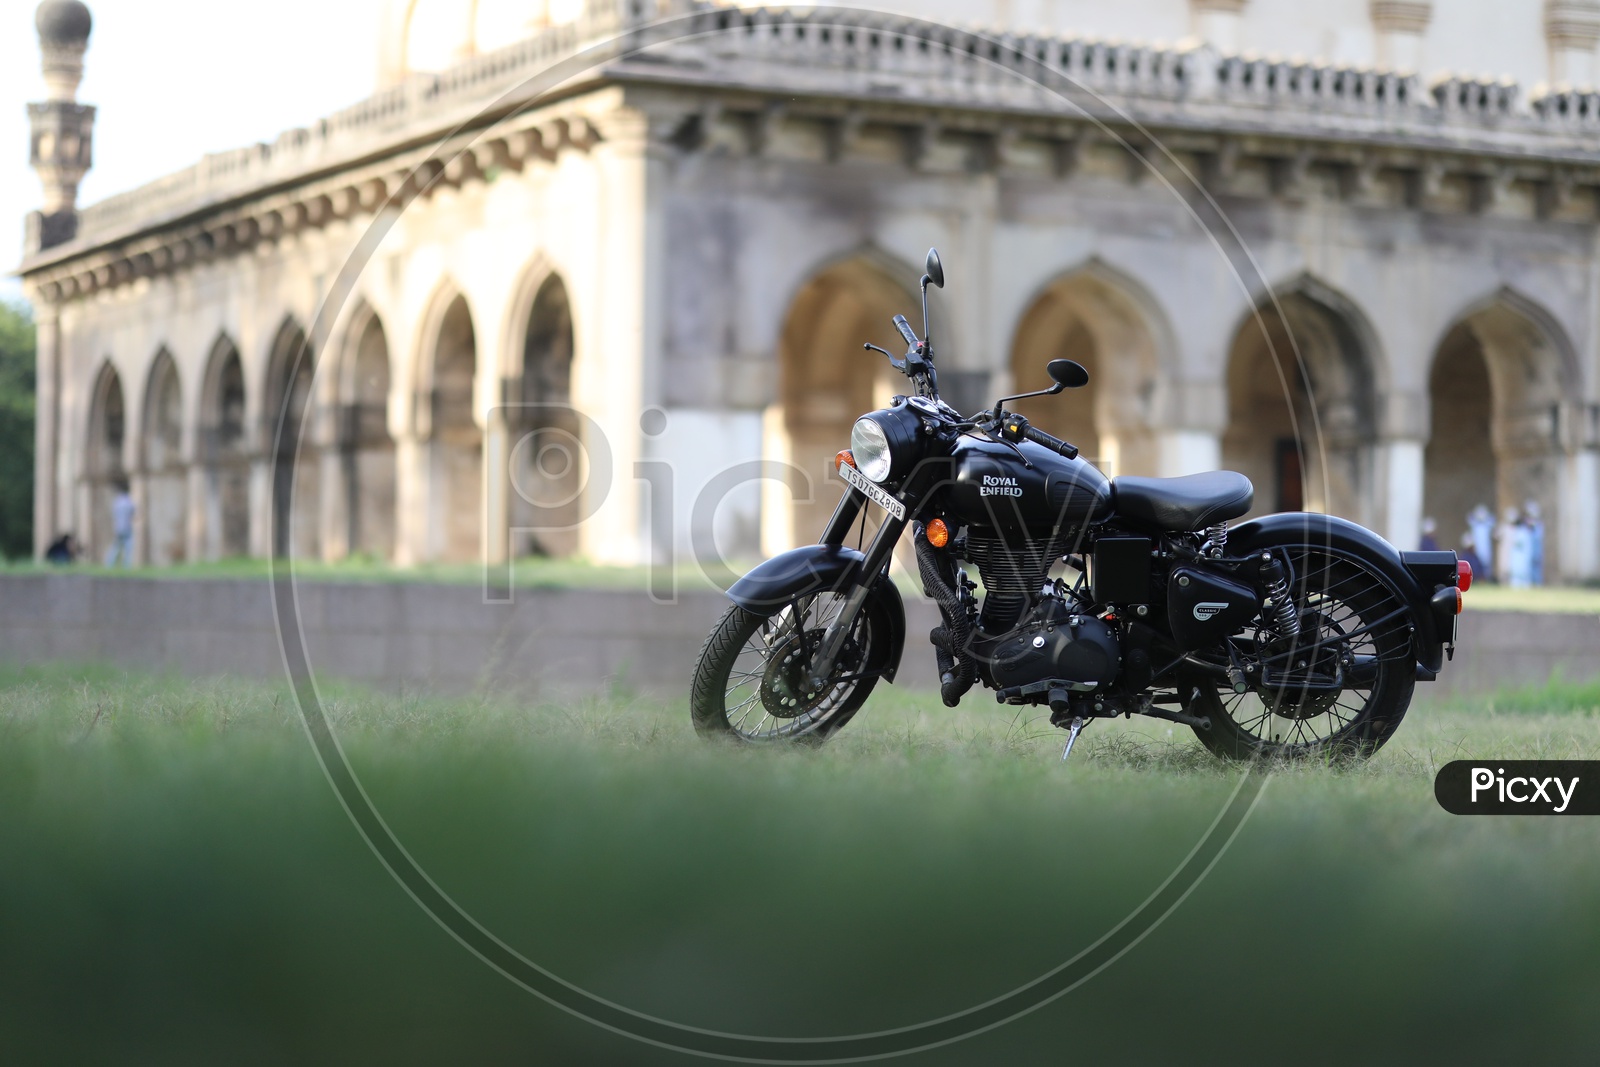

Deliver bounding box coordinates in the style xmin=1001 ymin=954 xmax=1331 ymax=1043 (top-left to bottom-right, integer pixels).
xmin=2 ymin=664 xmax=1600 ymax=1064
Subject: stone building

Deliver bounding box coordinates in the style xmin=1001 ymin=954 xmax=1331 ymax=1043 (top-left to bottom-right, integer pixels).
xmin=19 ymin=0 xmax=1600 ymax=579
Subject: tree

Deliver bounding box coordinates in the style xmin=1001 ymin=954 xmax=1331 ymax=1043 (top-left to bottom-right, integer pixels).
xmin=0 ymin=301 xmax=36 ymax=560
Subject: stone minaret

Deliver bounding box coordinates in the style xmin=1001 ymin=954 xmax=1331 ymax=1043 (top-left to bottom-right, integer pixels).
xmin=25 ymin=1 xmax=95 ymax=254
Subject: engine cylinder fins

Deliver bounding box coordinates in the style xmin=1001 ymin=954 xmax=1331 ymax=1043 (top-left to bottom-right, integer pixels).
xmin=964 ymin=531 xmax=1079 ymax=633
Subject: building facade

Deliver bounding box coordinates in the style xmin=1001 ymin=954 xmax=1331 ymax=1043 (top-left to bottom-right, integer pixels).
xmin=20 ymin=0 xmax=1600 ymax=579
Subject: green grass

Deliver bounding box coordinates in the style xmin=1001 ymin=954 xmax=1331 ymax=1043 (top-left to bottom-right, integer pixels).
xmin=1462 ymin=582 xmax=1600 ymax=614
xmin=0 ymin=554 xmax=736 ymax=592
xmin=3 ymin=664 xmax=1600 ymax=1064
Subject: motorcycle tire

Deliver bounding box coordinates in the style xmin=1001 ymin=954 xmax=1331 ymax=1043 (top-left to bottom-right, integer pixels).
xmin=691 ymin=593 xmax=883 ymax=745
xmin=1186 ymin=546 xmax=1416 ymax=761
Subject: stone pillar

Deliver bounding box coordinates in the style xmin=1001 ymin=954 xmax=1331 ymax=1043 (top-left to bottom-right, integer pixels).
xmin=1370 ymin=2 xmax=1431 ymax=71
xmin=1561 ymin=445 xmax=1600 ymax=581
xmin=129 ymin=468 xmax=149 ymax=564
xmin=392 ymin=432 xmax=426 ymax=566
xmin=248 ymin=456 xmax=271 ymax=558
xmin=318 ymin=445 xmax=349 ymax=561
xmin=482 ymin=404 xmax=512 ymax=567
xmin=1155 ymin=380 xmax=1227 ymax=480
xmin=1156 ymin=429 xmax=1223 ymax=478
xmin=1548 ymin=1 xmax=1600 ymax=87
xmin=1377 ymin=437 xmax=1426 ymax=551
xmin=185 ymin=464 xmax=208 ymax=561
xmin=571 ymin=108 xmax=655 ymax=566
xmin=31 ymin=308 xmax=59 ymax=557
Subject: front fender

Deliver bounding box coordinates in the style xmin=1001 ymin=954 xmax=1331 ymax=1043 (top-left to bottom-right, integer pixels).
xmin=725 ymin=545 xmax=907 ymax=683
xmin=1228 ymin=512 xmax=1453 ymax=674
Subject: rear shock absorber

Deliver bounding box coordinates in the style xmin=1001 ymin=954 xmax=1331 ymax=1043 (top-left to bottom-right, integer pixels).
xmin=1259 ymin=553 xmax=1300 ymax=641
xmin=1203 ymin=522 xmax=1228 ymax=558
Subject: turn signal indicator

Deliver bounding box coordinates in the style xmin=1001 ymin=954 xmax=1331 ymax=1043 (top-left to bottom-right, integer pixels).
xmin=835 ymin=450 xmax=856 ymax=472
xmin=926 ymin=518 xmax=950 ymax=549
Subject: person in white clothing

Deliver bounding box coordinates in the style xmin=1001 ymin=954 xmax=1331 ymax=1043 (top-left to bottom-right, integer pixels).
xmin=1524 ymin=500 xmax=1545 ymax=586
xmin=105 ymin=482 xmax=135 ymax=567
xmin=1467 ymin=504 xmax=1495 ymax=581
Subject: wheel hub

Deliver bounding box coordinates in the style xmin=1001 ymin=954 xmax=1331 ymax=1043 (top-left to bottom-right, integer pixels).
xmin=1259 ymin=611 xmax=1346 ymax=720
xmin=760 ymin=628 xmax=860 ymax=719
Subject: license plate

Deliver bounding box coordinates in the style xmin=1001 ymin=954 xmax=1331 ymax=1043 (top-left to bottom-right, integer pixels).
xmin=840 ymin=461 xmax=907 ymax=520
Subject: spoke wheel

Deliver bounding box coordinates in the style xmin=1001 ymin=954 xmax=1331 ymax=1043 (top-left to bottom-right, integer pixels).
xmin=1187 ymin=547 xmax=1415 ymax=762
xmin=691 ymin=591 xmax=883 ymax=745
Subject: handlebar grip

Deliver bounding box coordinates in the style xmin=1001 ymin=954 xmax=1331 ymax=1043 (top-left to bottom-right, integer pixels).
xmin=1022 ymin=424 xmax=1079 ymax=460
xmin=892 ymin=314 xmax=919 ymax=346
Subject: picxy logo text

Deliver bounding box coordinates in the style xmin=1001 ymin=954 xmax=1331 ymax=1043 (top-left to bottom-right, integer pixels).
xmin=1435 ymin=760 xmax=1600 ymax=816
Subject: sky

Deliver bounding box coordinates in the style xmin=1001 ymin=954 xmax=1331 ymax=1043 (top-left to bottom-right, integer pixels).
xmin=2 ymin=0 xmax=386 ymax=305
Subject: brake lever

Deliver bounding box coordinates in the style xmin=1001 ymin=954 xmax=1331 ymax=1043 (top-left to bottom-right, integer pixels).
xmin=863 ymin=342 xmax=906 ymax=371
xmin=963 ymin=413 xmax=1033 ymax=469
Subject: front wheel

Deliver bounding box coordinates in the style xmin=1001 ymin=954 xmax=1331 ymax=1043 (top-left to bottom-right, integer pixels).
xmin=691 ymin=589 xmax=885 ymax=744
xmin=1186 ymin=546 xmax=1416 ymax=761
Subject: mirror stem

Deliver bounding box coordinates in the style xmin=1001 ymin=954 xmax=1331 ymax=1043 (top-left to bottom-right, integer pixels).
xmin=920 ymin=277 xmax=932 ymax=353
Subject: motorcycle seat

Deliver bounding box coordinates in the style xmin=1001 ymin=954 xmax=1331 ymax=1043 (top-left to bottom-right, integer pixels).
xmin=1111 ymin=471 xmax=1254 ymax=530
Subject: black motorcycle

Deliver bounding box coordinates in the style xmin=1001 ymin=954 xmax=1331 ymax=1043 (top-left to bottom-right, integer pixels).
xmin=691 ymin=249 xmax=1468 ymax=761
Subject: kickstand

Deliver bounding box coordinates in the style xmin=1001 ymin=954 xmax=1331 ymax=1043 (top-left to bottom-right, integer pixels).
xmin=1047 ymin=686 xmax=1087 ymax=764
xmin=1060 ymin=716 xmax=1086 ymax=763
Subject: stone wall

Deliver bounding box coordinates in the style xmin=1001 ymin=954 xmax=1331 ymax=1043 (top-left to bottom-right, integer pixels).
xmin=2 ymin=574 xmax=1594 ymax=702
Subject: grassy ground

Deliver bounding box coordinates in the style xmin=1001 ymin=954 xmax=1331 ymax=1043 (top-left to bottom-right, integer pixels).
xmin=10 ymin=554 xmax=1600 ymax=614
xmin=2 ymin=665 xmax=1599 ymax=1064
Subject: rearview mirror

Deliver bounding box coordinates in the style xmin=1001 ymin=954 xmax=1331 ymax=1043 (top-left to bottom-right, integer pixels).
xmin=1047 ymin=359 xmax=1089 ymax=390
xmin=923 ymin=248 xmax=944 ymax=289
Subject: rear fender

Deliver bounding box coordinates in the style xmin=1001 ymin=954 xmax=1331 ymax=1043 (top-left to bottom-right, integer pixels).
xmin=726 ymin=545 xmax=908 ymax=683
xmin=1228 ymin=513 xmax=1455 ymax=674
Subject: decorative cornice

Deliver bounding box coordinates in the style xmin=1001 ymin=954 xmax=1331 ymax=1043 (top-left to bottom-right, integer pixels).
xmin=22 ymin=3 xmax=1600 ymax=304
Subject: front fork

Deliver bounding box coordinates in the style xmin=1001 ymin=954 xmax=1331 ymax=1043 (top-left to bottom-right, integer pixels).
xmin=805 ymin=483 xmax=912 ymax=690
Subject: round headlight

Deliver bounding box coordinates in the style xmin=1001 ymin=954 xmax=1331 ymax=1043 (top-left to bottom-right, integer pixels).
xmin=850 ymin=406 xmax=925 ymax=484
xmin=851 ymin=417 xmax=893 ymax=482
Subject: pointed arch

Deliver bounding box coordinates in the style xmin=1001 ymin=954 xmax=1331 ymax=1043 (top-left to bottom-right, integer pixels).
xmin=414 ymin=281 xmax=481 ymax=562
xmin=505 ymin=267 xmax=582 ymax=558
xmin=198 ymin=333 xmax=250 ymax=558
xmin=140 ymin=348 xmax=187 ymax=565
xmin=83 ymin=360 xmax=127 ymax=562
xmin=1425 ymin=287 xmax=1578 ymax=581
xmin=85 ymin=359 xmax=126 ymax=481
xmin=770 ymin=251 xmax=920 ymax=552
xmin=1222 ymin=274 xmax=1384 ymax=522
xmin=260 ymin=316 xmax=319 ymax=558
xmin=336 ymin=301 xmax=396 ymax=560
xmin=1006 ymin=257 xmax=1177 ymax=477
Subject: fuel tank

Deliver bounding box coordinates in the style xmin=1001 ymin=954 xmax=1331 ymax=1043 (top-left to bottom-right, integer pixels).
xmin=945 ymin=436 xmax=1113 ymax=537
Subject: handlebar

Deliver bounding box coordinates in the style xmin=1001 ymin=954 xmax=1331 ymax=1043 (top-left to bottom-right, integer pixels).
xmin=1022 ymin=424 xmax=1079 ymax=459
xmin=892 ymin=314 xmax=919 ymax=347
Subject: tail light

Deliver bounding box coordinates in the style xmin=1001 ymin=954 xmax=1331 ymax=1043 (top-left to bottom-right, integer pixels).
xmin=1457 ymin=559 xmax=1473 ymax=592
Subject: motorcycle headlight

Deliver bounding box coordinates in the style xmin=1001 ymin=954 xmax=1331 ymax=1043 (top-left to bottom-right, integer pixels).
xmin=851 ymin=407 xmax=922 ymax=483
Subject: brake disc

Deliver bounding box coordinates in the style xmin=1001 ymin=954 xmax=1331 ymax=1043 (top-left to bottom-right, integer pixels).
xmin=760 ymin=628 xmax=861 ymax=719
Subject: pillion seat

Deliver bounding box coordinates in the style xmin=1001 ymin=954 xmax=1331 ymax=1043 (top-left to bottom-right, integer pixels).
xmin=1111 ymin=471 xmax=1254 ymax=530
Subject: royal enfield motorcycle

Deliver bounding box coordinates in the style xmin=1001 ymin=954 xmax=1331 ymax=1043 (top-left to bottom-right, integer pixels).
xmin=690 ymin=249 xmax=1469 ymax=761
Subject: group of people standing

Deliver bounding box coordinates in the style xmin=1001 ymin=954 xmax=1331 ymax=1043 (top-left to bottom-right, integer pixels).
xmin=1422 ymin=502 xmax=1545 ymax=587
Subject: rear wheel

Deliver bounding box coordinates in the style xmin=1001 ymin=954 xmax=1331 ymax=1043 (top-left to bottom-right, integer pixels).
xmin=1187 ymin=547 xmax=1415 ymax=761
xmin=691 ymin=589 xmax=884 ymax=744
